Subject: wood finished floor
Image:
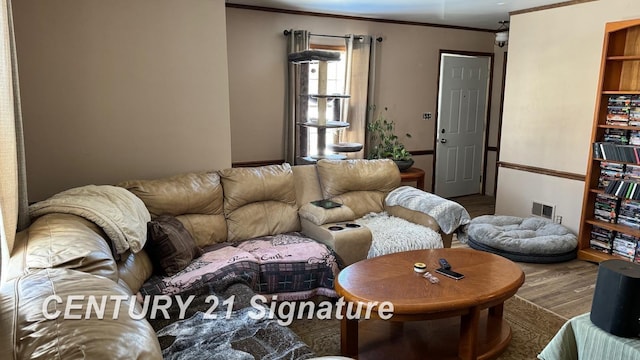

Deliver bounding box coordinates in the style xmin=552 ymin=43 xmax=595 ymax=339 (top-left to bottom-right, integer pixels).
xmin=450 ymin=194 xmax=598 ymax=319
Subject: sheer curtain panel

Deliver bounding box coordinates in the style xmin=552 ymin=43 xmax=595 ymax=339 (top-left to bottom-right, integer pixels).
xmin=0 ymin=0 xmax=28 ymax=282
xmin=340 ymin=35 xmax=377 ymax=158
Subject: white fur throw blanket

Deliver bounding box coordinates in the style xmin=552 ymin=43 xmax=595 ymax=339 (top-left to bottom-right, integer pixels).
xmin=385 ymin=186 xmax=471 ymax=234
xmin=356 ymin=212 xmax=443 ymax=258
xmin=29 ymin=185 xmax=150 ymax=255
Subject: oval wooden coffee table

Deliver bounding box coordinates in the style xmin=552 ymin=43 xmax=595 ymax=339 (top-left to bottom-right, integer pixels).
xmin=335 ymin=248 xmax=525 ymax=360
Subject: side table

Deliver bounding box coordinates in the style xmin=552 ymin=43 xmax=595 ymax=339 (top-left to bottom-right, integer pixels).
xmin=539 ymin=313 xmax=640 ymax=360
xmin=400 ymin=167 xmax=425 ymax=190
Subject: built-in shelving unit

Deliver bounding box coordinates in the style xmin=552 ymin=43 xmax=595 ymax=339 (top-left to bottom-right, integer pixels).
xmin=578 ymin=19 xmax=640 ymax=263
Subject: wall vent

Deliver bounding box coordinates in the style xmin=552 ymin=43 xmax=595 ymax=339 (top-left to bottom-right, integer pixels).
xmin=532 ymin=201 xmax=555 ymax=220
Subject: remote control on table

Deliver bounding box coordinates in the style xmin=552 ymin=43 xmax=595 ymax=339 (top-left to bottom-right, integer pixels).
xmin=439 ymin=258 xmax=452 ymax=270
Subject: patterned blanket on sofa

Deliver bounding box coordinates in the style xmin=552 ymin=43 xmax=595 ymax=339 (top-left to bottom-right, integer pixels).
xmin=139 ymin=233 xmax=340 ymax=301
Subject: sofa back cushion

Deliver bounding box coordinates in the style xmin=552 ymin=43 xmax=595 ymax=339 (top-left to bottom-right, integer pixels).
xmin=291 ymin=164 xmax=323 ymax=208
xmin=316 ymin=159 xmax=401 ymax=218
xmin=119 ymin=172 xmax=227 ymax=247
xmin=219 ymin=164 xmax=300 ymax=242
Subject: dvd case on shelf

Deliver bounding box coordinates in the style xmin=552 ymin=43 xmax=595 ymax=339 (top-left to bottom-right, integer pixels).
xmin=590 ymin=225 xmax=614 ymax=253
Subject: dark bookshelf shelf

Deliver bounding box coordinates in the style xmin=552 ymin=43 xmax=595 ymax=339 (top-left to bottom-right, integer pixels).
xmin=578 ymin=248 xmax=632 ymax=263
xmin=607 ymin=55 xmax=640 ymax=61
xmin=597 ymin=124 xmax=640 ymax=130
xmin=585 ymin=219 xmax=640 ymax=238
xmin=602 ymin=91 xmax=640 ymax=95
xmin=592 ymin=157 xmax=640 ymax=166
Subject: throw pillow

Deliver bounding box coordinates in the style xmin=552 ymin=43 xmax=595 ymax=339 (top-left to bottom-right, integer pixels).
xmin=146 ymin=215 xmax=203 ymax=276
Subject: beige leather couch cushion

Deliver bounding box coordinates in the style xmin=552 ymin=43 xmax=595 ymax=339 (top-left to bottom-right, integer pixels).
xmin=219 ymin=164 xmax=300 ymax=241
xmin=0 ymin=268 xmax=162 ymax=359
xmin=120 ymin=172 xmax=227 ymax=246
xmin=7 ymin=213 xmax=154 ymax=293
xmin=316 ymin=159 xmax=401 ymax=218
xmin=116 ymin=249 xmax=154 ymax=294
xmin=8 ymin=213 xmax=118 ymax=283
xmin=299 ymin=203 xmax=356 ymax=226
xmin=292 ymin=164 xmax=323 ymax=207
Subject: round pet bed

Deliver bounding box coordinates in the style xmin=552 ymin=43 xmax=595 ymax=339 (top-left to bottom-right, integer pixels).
xmin=466 ymin=215 xmax=577 ymax=263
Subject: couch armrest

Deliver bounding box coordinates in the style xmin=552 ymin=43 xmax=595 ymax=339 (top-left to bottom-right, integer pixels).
xmin=385 ymin=186 xmax=471 ymax=235
xmin=0 ymin=268 xmax=162 ymax=359
xmin=300 ymin=219 xmax=372 ymax=266
xmin=299 ymin=202 xmax=356 ymax=225
xmin=6 ymin=214 xmax=118 ymax=283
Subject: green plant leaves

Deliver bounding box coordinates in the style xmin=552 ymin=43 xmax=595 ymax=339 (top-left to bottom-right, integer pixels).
xmin=366 ymin=108 xmax=412 ymax=161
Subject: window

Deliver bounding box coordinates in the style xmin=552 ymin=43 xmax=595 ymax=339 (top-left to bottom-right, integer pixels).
xmin=306 ymin=45 xmax=347 ymax=157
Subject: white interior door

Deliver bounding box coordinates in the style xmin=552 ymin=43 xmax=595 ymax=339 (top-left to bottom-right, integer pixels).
xmin=435 ymin=54 xmax=490 ymax=198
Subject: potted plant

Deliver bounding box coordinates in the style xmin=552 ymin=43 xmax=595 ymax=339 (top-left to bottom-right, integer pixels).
xmin=366 ymin=107 xmax=414 ymax=171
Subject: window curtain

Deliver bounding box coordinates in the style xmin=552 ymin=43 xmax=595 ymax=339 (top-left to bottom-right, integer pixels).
xmin=0 ymin=0 xmax=29 ymax=282
xmin=340 ymin=35 xmax=377 ymax=159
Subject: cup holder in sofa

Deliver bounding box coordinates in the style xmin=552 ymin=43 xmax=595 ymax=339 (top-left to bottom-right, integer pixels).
xmin=328 ymin=223 xmax=361 ymax=231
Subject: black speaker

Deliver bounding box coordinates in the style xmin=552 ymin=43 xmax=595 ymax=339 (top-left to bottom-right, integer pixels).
xmin=590 ymin=259 xmax=640 ymax=337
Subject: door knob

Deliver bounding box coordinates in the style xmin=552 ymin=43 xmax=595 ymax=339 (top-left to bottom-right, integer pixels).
xmin=440 ymin=139 xmax=447 ymax=143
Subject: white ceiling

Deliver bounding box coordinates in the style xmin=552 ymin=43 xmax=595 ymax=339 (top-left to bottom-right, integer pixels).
xmin=226 ymin=0 xmax=573 ymax=30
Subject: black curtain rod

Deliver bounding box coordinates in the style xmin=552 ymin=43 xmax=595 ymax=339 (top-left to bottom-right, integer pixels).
xmin=283 ymin=29 xmax=383 ymax=42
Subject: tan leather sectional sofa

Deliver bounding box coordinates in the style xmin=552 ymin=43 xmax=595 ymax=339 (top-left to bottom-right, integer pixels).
xmin=0 ymin=159 xmax=451 ymax=359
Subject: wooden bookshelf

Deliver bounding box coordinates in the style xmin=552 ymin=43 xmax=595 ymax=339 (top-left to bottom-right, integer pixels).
xmin=578 ymin=19 xmax=640 ymax=263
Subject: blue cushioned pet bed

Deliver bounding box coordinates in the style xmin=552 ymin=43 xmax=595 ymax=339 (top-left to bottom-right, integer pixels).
xmin=464 ymin=215 xmax=578 ymax=263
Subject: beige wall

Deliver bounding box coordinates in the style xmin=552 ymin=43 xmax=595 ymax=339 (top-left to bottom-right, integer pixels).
xmin=496 ymin=0 xmax=640 ymax=233
xmin=226 ymin=7 xmax=501 ymax=193
xmin=13 ymin=0 xmax=232 ymax=202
